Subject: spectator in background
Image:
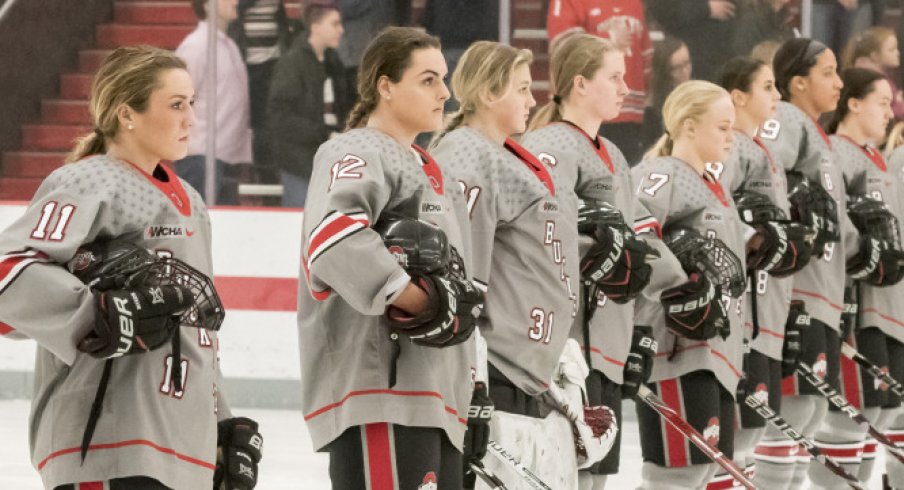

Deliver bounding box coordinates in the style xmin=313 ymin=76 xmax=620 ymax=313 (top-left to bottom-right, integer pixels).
xmin=751 ymin=38 xmax=783 ymax=65
xmin=646 ymin=0 xmax=738 ymax=81
xmin=423 ymin=0 xmax=498 ymax=84
xmin=641 ymin=36 xmax=691 ymax=156
xmin=811 ymin=0 xmax=873 ymax=55
xmin=547 ymin=0 xmax=652 ymax=165
xmin=228 ymin=0 xmax=294 ymax=181
xmin=337 ymin=0 xmax=404 ymax=106
xmin=267 ymin=2 xmax=348 ymax=207
xmin=176 ymin=0 xmax=253 ymax=204
xmin=843 ymin=26 xmax=904 ymax=119
xmin=732 ymin=0 xmax=795 ymax=57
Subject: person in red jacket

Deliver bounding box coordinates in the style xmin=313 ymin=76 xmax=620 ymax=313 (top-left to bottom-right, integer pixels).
xmin=547 ymin=0 xmax=653 ymax=166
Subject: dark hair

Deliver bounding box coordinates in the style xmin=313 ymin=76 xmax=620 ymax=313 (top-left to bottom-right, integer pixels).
xmin=303 ymin=2 xmax=339 ymax=30
xmin=191 ymin=0 xmax=207 ymax=20
xmin=773 ymin=38 xmax=829 ymax=100
xmin=826 ymin=67 xmax=887 ymax=133
xmin=345 ymin=27 xmax=441 ymax=130
xmin=651 ymin=36 xmax=687 ymax=112
xmin=719 ymin=56 xmax=767 ymax=93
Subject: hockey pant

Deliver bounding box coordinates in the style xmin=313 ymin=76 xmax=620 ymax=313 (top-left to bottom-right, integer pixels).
xmin=55 ymin=477 xmax=170 ymax=489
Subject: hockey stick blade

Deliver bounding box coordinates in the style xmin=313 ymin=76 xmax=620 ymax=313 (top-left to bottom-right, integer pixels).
xmin=796 ymin=360 xmax=904 ymax=466
xmin=743 ymin=394 xmax=865 ymax=489
xmin=469 ymin=460 xmax=510 ymax=490
xmin=840 ymin=342 xmax=904 ymax=398
xmin=486 ymin=440 xmax=553 ymax=490
xmin=636 ymin=385 xmax=756 ymax=489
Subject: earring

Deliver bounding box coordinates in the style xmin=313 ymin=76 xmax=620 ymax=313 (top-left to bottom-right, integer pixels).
xmin=128 ymin=124 xmax=134 ymax=130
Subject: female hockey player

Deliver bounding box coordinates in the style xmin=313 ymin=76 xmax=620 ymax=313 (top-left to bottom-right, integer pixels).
xmin=521 ymin=33 xmax=660 ymax=490
xmin=753 ymin=38 xmax=849 ymax=489
xmin=297 ymin=27 xmax=483 ymax=489
xmin=631 ymin=80 xmax=748 ymax=490
xmin=816 ymin=67 xmax=904 ymax=488
xmin=0 ymin=46 xmax=262 ymax=490
xmin=430 ymin=40 xmax=617 ymax=487
xmin=711 ymin=56 xmax=815 ymax=489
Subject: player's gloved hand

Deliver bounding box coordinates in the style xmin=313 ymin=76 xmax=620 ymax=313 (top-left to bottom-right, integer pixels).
xmin=847 ymin=236 xmax=883 ymax=280
xmin=782 ymin=300 xmax=810 ymax=378
xmin=863 ymin=246 xmax=904 ymax=287
xmin=748 ymin=221 xmax=814 ymax=277
xmin=581 ymin=228 xmax=657 ymax=304
xmin=214 ymin=417 xmax=263 ymax=490
xmin=462 ymin=381 xmax=493 ymax=470
xmin=78 ymin=285 xmax=191 ymax=359
xmin=660 ymin=273 xmax=728 ymax=341
xmin=386 ymin=273 xmax=483 ymax=348
xmin=622 ymin=326 xmax=657 ymax=398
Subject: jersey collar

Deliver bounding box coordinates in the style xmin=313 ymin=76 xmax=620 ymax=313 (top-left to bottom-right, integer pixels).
xmin=561 ymin=120 xmax=615 ymax=173
xmin=121 ymin=159 xmax=192 ymax=217
xmin=838 ymin=134 xmax=887 ymax=172
xmin=504 ymin=137 xmax=556 ymax=196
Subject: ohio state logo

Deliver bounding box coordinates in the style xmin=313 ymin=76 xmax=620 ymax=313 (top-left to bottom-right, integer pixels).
xmin=387 ymin=245 xmax=408 ymax=268
xmin=703 ymin=417 xmax=720 ymax=447
xmin=67 ymin=248 xmax=95 ymax=274
xmin=418 ymin=471 xmax=438 ymax=489
xmin=813 ymin=353 xmax=828 ymax=380
xmin=754 ymin=383 xmax=769 ymax=406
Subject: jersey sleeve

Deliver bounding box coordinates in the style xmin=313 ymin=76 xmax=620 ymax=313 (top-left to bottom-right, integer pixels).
xmin=547 ymin=0 xmax=585 ymax=45
xmin=302 ymin=143 xmax=410 ymax=316
xmin=0 ymin=174 xmax=116 ymax=365
xmin=630 ymin=164 xmax=688 ymax=300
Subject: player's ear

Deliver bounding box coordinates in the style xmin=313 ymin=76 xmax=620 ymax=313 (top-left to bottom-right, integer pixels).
xmin=730 ymin=88 xmax=747 ymax=108
xmin=377 ymin=74 xmax=393 ymax=101
xmin=682 ymin=117 xmax=696 ymax=139
xmin=115 ymin=104 xmax=134 ymax=131
xmin=847 ymin=95 xmax=861 ymax=115
xmin=572 ymin=74 xmax=587 ymax=97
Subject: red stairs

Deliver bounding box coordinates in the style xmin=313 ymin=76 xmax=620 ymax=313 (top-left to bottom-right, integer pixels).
xmin=0 ymin=0 xmax=300 ymax=201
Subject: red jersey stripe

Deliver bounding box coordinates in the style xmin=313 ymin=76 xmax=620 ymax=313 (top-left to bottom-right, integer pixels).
xmin=38 ymin=438 xmax=215 ymax=471
xmin=659 ymin=379 xmax=688 ymax=467
xmin=0 ymin=321 xmax=14 ymax=335
xmin=78 ymin=483 xmax=103 ymax=490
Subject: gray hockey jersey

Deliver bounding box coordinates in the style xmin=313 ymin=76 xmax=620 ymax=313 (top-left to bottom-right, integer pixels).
xmin=719 ymin=131 xmax=794 ymax=360
xmin=0 ymin=155 xmax=226 ymax=490
xmin=759 ymin=101 xmax=851 ymax=330
xmin=521 ymin=122 xmax=660 ymax=384
xmin=431 ymin=126 xmax=579 ymax=396
xmin=298 ymin=128 xmax=476 ymax=452
xmin=632 ymin=156 xmax=747 ymax=395
xmin=837 ymin=136 xmax=904 ymax=342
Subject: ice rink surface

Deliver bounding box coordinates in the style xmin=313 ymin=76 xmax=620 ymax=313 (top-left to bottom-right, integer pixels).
xmin=0 ymin=398 xmax=887 ymax=489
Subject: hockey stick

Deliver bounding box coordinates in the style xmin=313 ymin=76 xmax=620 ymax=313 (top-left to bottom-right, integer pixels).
xmin=469 ymin=460 xmax=510 ymax=490
xmin=486 ymin=440 xmax=553 ymax=490
xmin=796 ymin=360 xmax=904 ymax=465
xmin=840 ymin=342 xmax=904 ymax=399
xmin=635 ymin=385 xmax=756 ymax=489
xmin=743 ymin=393 xmax=865 ymax=489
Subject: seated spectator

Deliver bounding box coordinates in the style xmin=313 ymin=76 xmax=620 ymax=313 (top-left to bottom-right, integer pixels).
xmin=646 ymin=0 xmax=738 ymax=81
xmin=732 ymin=0 xmax=794 ymax=57
xmin=844 ymin=26 xmax=904 ymax=120
xmin=267 ymin=2 xmax=348 ymax=207
xmin=641 ymin=36 xmax=691 ymax=157
xmin=228 ymin=0 xmax=295 ymax=181
xmin=176 ymin=0 xmax=253 ymax=204
xmin=547 ymin=0 xmax=653 ymax=165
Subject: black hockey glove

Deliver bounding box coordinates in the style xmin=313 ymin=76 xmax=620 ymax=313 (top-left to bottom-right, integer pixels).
xmin=78 ymin=285 xmax=192 ymax=358
xmin=660 ymin=273 xmax=728 ymax=341
xmin=864 ymin=246 xmax=904 ymax=287
xmin=847 ymin=236 xmax=883 ymax=281
xmin=581 ymin=228 xmax=657 ymax=304
xmin=386 ymin=273 xmax=483 ymax=348
xmin=462 ymin=381 xmax=493 ymax=470
xmin=214 ymin=417 xmax=263 ymax=490
xmin=622 ymin=326 xmax=657 ymax=398
xmin=748 ymin=222 xmax=814 ymax=277
xmin=781 ymin=300 xmax=811 ymax=378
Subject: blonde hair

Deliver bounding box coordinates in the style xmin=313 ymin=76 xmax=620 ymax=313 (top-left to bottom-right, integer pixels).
xmin=645 ymin=80 xmax=730 ymax=159
xmin=345 ymin=27 xmax=441 ymax=131
xmin=885 ymin=121 xmax=904 ymax=158
xmin=435 ymin=41 xmax=533 ymax=141
xmin=527 ymin=34 xmax=619 ymax=132
xmin=842 ymin=26 xmax=896 ymax=70
xmin=67 ymin=46 xmax=186 ymax=163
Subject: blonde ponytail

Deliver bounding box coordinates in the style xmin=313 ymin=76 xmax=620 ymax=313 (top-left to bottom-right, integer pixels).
xmin=526 ymin=34 xmax=617 ymax=132
xmin=642 ymin=80 xmax=728 ymax=159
